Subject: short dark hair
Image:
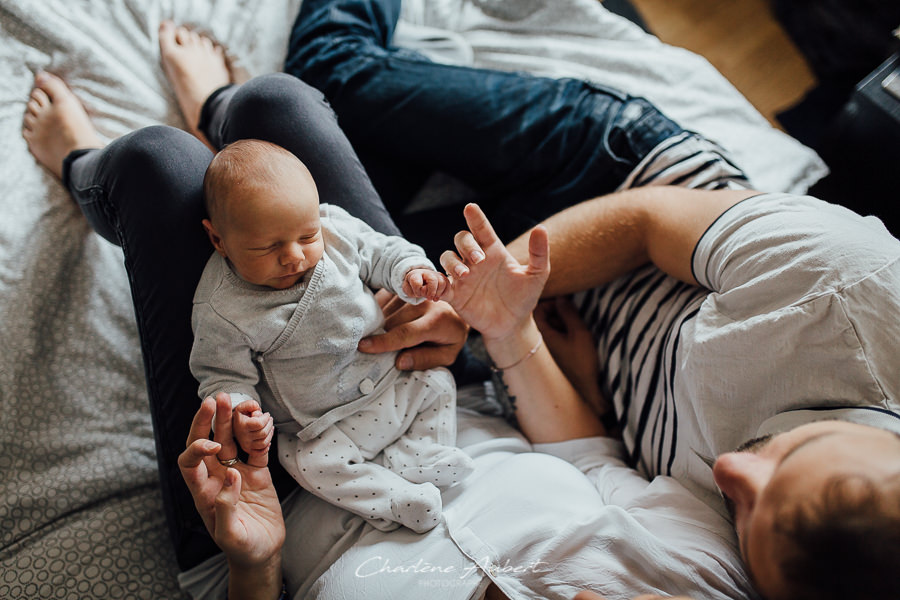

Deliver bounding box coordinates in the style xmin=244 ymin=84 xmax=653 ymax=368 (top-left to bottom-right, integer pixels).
xmin=772 ymin=471 xmax=900 ymax=600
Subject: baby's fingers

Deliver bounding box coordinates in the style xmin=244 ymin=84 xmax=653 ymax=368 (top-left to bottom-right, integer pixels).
xmin=433 ymin=275 xmax=450 ymax=300
xmin=423 ymin=271 xmax=449 ymax=301
xmin=408 ymin=270 xmax=425 ymax=289
xmin=251 ymin=410 xmax=272 ymax=427
xmin=234 ymin=399 xmax=262 ymax=416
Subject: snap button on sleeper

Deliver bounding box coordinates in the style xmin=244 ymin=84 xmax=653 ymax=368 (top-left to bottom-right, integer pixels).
xmin=359 ymin=378 xmax=375 ymax=394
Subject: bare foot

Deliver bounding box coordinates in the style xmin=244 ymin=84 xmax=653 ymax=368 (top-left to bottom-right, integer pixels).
xmin=22 ymin=72 xmax=103 ymax=180
xmin=159 ymin=21 xmax=232 ymax=148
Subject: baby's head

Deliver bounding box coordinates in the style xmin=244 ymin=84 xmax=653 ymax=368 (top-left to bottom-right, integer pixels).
xmin=202 ymin=139 xmax=324 ymax=290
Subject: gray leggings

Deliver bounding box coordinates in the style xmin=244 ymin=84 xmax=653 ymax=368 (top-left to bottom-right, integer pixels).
xmin=62 ymin=74 xmax=400 ymax=567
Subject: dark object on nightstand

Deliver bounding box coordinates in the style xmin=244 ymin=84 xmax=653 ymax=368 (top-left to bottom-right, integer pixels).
xmin=774 ymin=1 xmax=900 ymax=147
xmin=810 ymin=53 xmax=900 ymax=237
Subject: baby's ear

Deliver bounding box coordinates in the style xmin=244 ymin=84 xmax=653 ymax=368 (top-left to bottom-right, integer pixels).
xmin=202 ymin=219 xmax=227 ymax=256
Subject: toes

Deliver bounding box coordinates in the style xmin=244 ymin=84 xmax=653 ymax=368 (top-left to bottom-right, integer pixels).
xmin=26 ymin=99 xmax=40 ymax=119
xmin=174 ymin=26 xmax=189 ymax=45
xmin=34 ymin=71 xmax=68 ymax=102
xmin=175 ymin=26 xmax=200 ymax=47
xmin=29 ymin=88 xmax=49 ymax=109
xmin=158 ymin=20 xmax=176 ymax=51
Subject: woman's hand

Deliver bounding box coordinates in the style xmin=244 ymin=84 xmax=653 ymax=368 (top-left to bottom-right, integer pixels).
xmin=178 ymin=394 xmax=285 ymax=574
xmin=439 ymin=203 xmax=550 ymax=343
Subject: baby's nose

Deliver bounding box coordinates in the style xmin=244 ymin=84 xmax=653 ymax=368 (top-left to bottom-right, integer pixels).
xmin=281 ymin=242 xmax=304 ymax=265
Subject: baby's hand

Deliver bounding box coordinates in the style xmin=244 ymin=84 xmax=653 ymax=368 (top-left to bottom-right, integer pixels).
xmin=233 ymin=400 xmax=274 ymax=459
xmin=403 ymin=268 xmax=450 ymax=302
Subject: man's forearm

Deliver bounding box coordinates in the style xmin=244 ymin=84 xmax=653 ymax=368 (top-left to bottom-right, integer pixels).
xmin=507 ymin=186 xmax=755 ymax=297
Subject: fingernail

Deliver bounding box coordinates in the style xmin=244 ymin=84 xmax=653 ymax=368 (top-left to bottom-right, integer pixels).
xmin=455 ymin=265 xmax=469 ymax=277
xmin=471 ymin=251 xmax=485 ymax=263
xmin=398 ymin=356 xmax=413 ymax=370
xmin=358 ymin=338 xmax=372 ymax=350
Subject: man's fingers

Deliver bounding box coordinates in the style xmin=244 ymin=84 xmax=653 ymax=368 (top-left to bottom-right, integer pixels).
xmin=373 ymin=288 xmax=394 ymax=309
xmin=396 ymin=343 xmax=461 ymax=371
xmin=378 ymin=291 xmax=413 ymax=321
xmin=359 ymin=301 xmax=468 ymax=368
xmin=554 ymin=296 xmax=586 ymax=333
xmin=463 ymin=203 xmax=501 ymax=251
xmin=359 ymin=323 xmax=416 ymax=355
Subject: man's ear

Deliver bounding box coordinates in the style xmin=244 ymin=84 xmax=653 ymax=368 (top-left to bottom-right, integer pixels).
xmin=202 ymin=219 xmax=227 ymax=257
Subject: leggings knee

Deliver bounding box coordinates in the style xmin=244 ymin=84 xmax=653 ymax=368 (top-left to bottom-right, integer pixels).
xmin=106 ymin=126 xmax=211 ymax=184
xmin=224 ymin=73 xmax=331 ymax=141
xmin=99 ymin=126 xmax=212 ymax=228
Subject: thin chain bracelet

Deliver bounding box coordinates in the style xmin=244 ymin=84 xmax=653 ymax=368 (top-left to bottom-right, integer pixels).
xmin=489 ymin=338 xmax=544 ymax=372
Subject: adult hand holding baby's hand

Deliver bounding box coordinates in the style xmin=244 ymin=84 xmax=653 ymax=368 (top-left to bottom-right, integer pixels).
xmin=402 ymin=268 xmax=450 ymax=302
xmin=178 ymin=394 xmax=285 ymax=583
xmin=358 ymin=291 xmax=468 ymax=371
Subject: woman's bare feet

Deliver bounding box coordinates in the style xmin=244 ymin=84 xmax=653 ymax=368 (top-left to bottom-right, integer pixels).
xmin=22 ymin=72 xmax=103 ymax=180
xmin=158 ymin=21 xmax=232 ymax=148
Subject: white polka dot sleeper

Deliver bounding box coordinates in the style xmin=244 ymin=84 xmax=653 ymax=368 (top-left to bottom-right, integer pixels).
xmin=279 ymin=368 xmax=474 ymax=532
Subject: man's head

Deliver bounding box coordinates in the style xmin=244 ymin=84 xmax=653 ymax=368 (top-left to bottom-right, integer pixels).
xmin=712 ymin=420 xmax=900 ymax=600
xmin=202 ymin=139 xmax=324 ymax=289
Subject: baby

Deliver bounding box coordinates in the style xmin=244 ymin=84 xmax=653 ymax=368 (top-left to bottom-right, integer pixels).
xmin=189 ymin=139 xmax=474 ymax=533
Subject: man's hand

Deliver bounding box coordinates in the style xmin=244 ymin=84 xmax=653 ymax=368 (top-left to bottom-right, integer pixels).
xmin=402 ymin=268 xmax=450 ymax=302
xmin=534 ymin=296 xmax=610 ymax=417
xmin=358 ymin=291 xmax=469 ymax=371
xmin=178 ymin=394 xmax=285 ymax=568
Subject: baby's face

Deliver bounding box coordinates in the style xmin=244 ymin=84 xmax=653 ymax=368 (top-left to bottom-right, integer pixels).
xmin=216 ymin=176 xmax=324 ymax=290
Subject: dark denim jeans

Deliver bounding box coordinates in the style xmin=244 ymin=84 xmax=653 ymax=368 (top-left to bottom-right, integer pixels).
xmin=286 ymin=0 xmax=684 ymax=255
